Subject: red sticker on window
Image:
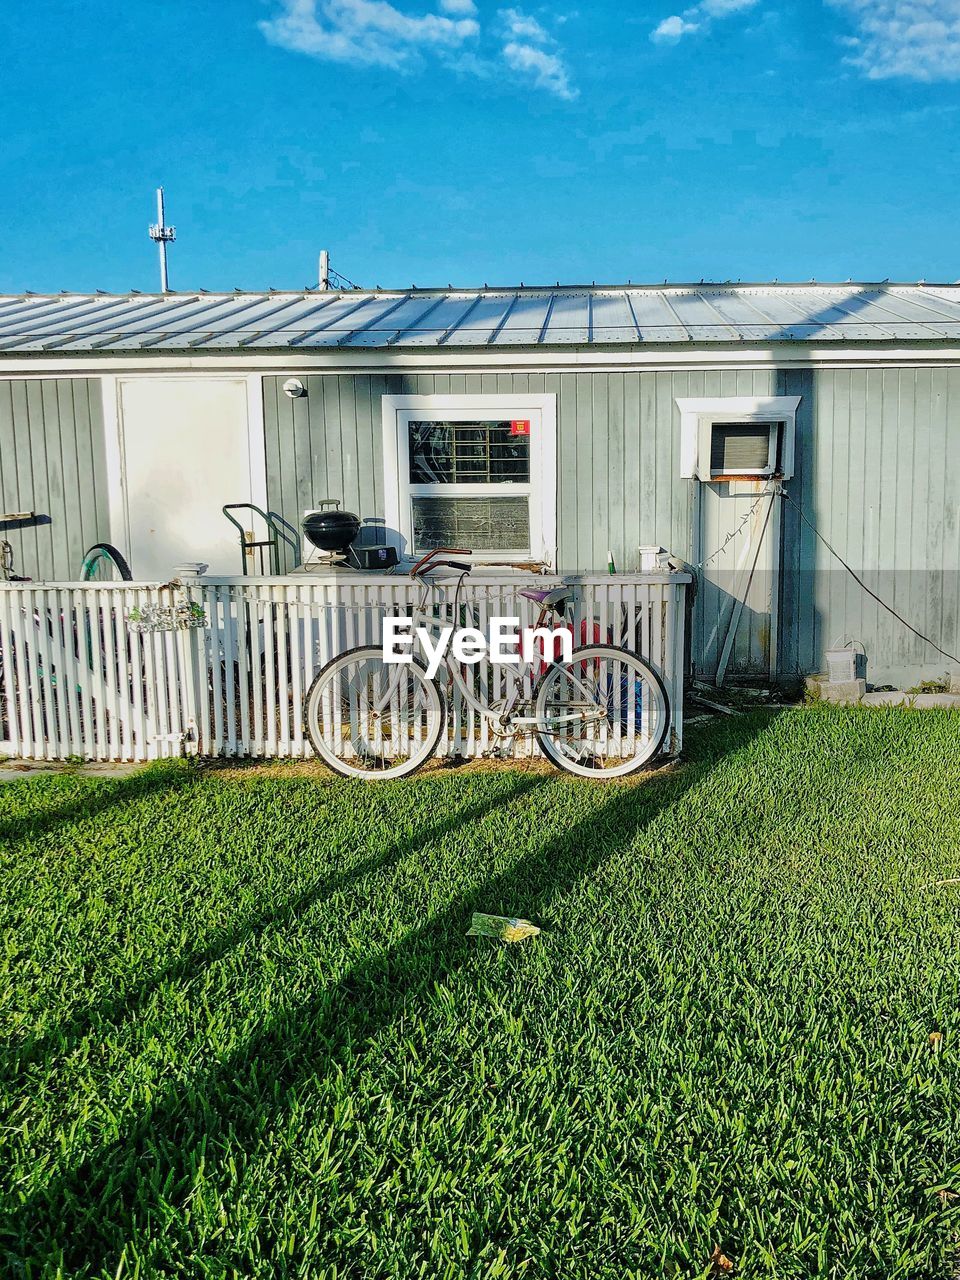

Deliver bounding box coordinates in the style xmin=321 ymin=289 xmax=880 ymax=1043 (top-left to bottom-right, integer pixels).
xmin=510 ymin=419 xmax=531 ymax=436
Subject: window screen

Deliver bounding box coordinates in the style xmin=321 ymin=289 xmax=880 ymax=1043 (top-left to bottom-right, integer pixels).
xmin=710 ymin=422 xmax=777 ymax=474
xmin=412 ymin=496 xmax=530 ymax=552
xmin=409 ymin=421 xmax=529 ymax=484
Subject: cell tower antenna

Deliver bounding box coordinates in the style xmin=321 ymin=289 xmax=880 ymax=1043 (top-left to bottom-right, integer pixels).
xmin=148 ymin=187 xmax=176 ymax=292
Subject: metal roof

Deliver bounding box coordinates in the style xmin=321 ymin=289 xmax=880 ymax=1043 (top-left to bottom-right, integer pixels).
xmin=2 ymin=283 xmax=960 ymax=351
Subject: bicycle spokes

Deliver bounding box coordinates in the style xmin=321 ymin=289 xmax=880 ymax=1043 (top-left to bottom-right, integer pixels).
xmin=534 ymin=646 xmax=669 ymax=778
xmin=305 ymin=650 xmax=444 ymax=779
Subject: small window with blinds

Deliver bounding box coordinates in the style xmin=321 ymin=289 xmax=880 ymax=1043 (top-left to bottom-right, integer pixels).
xmin=709 ymin=421 xmax=780 ymax=477
xmin=407 ymin=420 xmax=533 ymax=554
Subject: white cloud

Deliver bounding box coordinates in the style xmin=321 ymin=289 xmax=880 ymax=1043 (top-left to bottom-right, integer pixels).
xmin=650 ymin=0 xmax=757 ymax=42
xmin=260 ymin=0 xmax=479 ymax=70
xmin=699 ymin=0 xmax=758 ymax=13
xmin=828 ymin=0 xmax=960 ymax=80
xmin=500 ymin=6 xmax=550 ymax=40
xmin=495 ymin=9 xmax=577 ymax=97
xmin=261 ymin=0 xmax=578 ymax=98
xmin=649 ymin=0 xmax=960 ymax=76
xmin=503 ymin=40 xmax=578 ymax=97
xmin=651 ymin=14 xmax=700 ymax=41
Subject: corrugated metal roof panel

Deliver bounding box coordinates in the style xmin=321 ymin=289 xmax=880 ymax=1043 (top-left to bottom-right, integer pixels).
xmin=626 ymin=290 xmax=691 ymax=341
xmin=439 ymin=293 xmax=525 ymax=346
xmin=489 ymin=292 xmax=552 ymax=345
xmin=540 ymin=291 xmax=590 ymax=343
xmin=334 ymin=292 xmax=456 ymax=347
xmin=1 ymin=283 xmax=960 ymax=350
xmin=588 ymin=292 xmax=641 ymax=343
xmin=902 ymin=287 xmax=960 ymax=323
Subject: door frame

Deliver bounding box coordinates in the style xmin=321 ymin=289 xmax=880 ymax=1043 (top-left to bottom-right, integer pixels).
xmin=692 ymin=479 xmax=784 ymax=685
xmin=680 ymin=394 xmax=799 ymax=685
xmin=101 ymin=373 xmax=268 ymax=572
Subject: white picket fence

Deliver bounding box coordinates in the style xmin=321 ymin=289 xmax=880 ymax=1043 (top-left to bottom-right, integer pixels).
xmin=0 ymin=573 xmax=690 ymax=763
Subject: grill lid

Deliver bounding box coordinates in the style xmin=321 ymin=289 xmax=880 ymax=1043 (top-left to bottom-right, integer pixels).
xmin=302 ymin=503 xmax=361 ymax=553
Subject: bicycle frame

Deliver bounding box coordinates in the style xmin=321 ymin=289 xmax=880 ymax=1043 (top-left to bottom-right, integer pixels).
xmin=376 ymin=573 xmax=607 ymax=741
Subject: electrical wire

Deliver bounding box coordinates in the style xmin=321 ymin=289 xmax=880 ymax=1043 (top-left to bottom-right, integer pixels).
xmin=327 ymin=266 xmax=362 ymax=291
xmin=780 ymin=488 xmax=960 ymax=667
xmin=693 ymin=490 xmax=768 ymax=571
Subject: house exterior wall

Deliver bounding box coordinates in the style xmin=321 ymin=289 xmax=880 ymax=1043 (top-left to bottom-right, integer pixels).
xmin=2 ymin=363 xmax=956 ymax=688
xmin=263 ymin=366 xmax=960 ymax=689
xmin=0 ymin=378 xmax=110 ymax=580
xmin=263 ymin=369 xmax=784 ymax=569
xmin=779 ymin=366 xmax=960 ymax=689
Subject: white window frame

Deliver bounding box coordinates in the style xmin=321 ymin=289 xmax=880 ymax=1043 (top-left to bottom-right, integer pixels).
xmin=382 ymin=394 xmax=557 ymax=565
xmin=676 ymin=396 xmax=801 ymax=481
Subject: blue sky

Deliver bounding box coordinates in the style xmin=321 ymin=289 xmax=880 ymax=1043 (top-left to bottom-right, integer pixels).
xmin=2 ymin=0 xmax=960 ymax=292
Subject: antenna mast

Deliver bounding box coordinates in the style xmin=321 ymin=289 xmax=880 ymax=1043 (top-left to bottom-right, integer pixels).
xmin=148 ymin=187 xmax=176 ymax=292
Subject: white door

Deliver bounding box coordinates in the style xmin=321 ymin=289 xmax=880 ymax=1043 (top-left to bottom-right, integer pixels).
xmin=117 ymin=378 xmax=253 ymax=579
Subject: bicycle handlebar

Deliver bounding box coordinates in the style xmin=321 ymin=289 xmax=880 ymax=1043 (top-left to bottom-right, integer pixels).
xmin=409 ymin=546 xmax=471 ymax=579
xmin=420 ymin=559 xmax=472 ymax=576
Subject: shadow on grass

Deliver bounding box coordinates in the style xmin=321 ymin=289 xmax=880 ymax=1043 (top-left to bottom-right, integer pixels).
xmin=1 ymin=773 xmax=548 ymax=1079
xmin=1 ymin=715 xmax=776 ymax=1274
xmin=0 ymin=763 xmax=196 ymax=847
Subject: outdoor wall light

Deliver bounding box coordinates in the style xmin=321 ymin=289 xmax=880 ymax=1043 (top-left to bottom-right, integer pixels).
xmin=282 ymin=378 xmax=306 ymax=398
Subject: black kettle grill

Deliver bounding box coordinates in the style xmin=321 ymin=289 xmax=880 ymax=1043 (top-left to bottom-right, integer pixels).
xmin=302 ymin=501 xmax=361 ymax=557
xmin=303 ymin=501 xmax=399 ymax=570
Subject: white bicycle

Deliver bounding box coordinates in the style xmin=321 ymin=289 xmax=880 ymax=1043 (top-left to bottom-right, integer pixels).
xmin=303 ymin=548 xmax=671 ymax=780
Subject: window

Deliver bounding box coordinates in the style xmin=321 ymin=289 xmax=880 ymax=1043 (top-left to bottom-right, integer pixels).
xmin=676 ymin=396 xmax=801 ymax=481
xmin=412 ymin=494 xmax=531 ymax=552
xmin=408 ymin=420 xmax=530 ymax=485
xmin=382 ymin=395 xmax=557 ymax=564
xmin=708 ymin=421 xmax=780 ymax=477
xmin=408 ymin=419 xmax=531 ymax=552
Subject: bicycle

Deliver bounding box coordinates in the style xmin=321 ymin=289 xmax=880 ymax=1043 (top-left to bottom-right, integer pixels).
xmin=303 ymin=547 xmax=671 ymax=780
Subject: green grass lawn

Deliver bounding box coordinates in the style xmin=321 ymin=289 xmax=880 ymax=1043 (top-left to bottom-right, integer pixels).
xmin=2 ymin=708 xmax=960 ymax=1279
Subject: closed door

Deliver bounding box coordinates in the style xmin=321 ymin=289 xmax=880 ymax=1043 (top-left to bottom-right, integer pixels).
xmin=694 ymin=480 xmax=779 ymax=685
xmin=118 ymin=378 xmax=252 ymax=579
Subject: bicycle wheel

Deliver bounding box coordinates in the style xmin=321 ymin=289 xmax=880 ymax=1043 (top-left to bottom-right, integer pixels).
xmin=80 ymin=543 xmax=133 ymax=582
xmin=533 ymin=644 xmax=670 ymax=779
xmin=304 ymin=646 xmax=445 ymax=780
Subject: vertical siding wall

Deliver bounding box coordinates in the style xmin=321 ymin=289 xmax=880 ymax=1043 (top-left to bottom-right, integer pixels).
xmin=0 ymin=379 xmax=110 ymax=581
xmin=780 ymin=366 xmax=960 ymax=687
xmin=264 ymin=366 xmax=960 ymax=686
xmin=262 ymin=368 xmax=778 ymax=571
